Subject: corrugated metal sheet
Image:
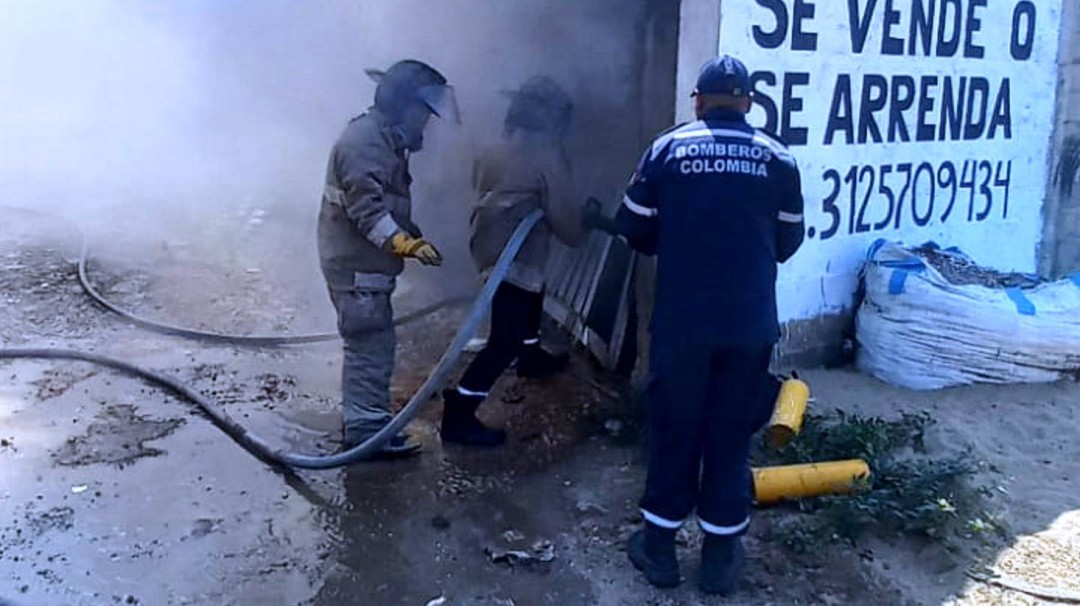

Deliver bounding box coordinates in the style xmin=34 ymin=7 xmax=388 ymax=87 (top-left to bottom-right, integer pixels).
xmin=544 ymin=230 xmax=636 ymax=370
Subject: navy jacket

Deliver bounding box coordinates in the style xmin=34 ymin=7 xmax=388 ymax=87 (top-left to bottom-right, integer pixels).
xmin=615 ymin=109 xmax=805 ymax=357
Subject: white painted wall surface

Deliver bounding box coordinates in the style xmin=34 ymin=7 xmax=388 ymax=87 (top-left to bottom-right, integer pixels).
xmin=701 ymin=0 xmax=1064 ymax=321
xmin=677 ymin=0 xmax=721 ymax=121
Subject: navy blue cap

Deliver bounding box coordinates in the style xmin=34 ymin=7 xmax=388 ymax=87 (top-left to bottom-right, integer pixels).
xmin=692 ymin=55 xmax=751 ymax=97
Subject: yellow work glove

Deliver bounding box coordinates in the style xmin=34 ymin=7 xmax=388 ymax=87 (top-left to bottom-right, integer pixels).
xmin=389 ymin=232 xmax=443 ymax=266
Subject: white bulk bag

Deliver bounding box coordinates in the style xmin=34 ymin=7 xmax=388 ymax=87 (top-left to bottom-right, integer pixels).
xmin=856 ymin=241 xmax=1080 ymax=390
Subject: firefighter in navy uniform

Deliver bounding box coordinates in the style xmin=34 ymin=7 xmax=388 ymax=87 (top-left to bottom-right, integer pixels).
xmin=589 ymin=55 xmax=805 ymax=594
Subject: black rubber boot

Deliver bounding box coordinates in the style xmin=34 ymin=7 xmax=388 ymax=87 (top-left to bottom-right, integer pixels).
xmin=440 ymin=389 xmax=507 ymax=447
xmin=698 ymin=534 xmax=746 ymax=596
xmin=627 ymin=523 xmax=680 ymax=588
xmin=516 ymin=345 xmax=569 ymax=379
xmin=341 ymin=431 xmax=422 ymax=460
xmin=365 ymin=434 xmax=423 ymax=460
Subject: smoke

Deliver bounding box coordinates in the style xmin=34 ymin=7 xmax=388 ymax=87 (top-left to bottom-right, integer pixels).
xmin=0 ymin=0 xmax=664 ymax=309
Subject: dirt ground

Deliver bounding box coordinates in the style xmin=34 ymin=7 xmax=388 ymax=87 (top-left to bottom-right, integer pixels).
xmin=2 ymin=210 xmax=1078 ymax=606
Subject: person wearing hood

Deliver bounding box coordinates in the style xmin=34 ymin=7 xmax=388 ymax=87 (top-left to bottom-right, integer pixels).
xmin=317 ymin=60 xmax=459 ymax=459
xmin=440 ymin=76 xmax=587 ymax=447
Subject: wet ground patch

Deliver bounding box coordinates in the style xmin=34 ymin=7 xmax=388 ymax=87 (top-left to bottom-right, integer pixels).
xmin=29 ymin=364 xmax=98 ymax=400
xmin=52 ymin=404 xmax=185 ymax=467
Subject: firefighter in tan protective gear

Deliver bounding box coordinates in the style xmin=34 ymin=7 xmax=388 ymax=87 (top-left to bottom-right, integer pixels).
xmin=317 ymin=60 xmax=458 ymax=458
xmin=440 ymin=76 xmax=587 ymax=447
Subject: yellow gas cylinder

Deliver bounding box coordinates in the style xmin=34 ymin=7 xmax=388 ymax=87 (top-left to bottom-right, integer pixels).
xmin=766 ymin=377 xmax=810 ymax=448
xmin=752 ymin=460 xmax=871 ymax=505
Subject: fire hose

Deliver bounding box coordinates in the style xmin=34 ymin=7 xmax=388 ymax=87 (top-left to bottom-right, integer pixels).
xmin=0 ymin=209 xmax=543 ymax=469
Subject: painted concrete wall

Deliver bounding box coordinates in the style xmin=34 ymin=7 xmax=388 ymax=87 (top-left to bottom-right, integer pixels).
xmin=540 ymin=0 xmax=681 ymax=373
xmin=677 ymin=0 xmax=1066 ymax=364
xmin=676 ymin=0 xmax=721 ymax=122
xmin=1043 ymin=0 xmax=1080 ymax=276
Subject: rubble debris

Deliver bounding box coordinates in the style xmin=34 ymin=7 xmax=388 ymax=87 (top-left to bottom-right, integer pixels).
xmin=188 ymin=518 xmax=225 ymax=539
xmin=0 ymin=247 xmax=116 ymax=341
xmin=1 ymin=506 xmax=75 ymax=549
xmin=500 ymin=382 xmax=525 ymax=404
xmin=485 ymin=539 xmax=556 ymax=567
xmin=575 ymin=500 xmax=608 ymax=516
xmin=255 ymin=373 xmax=296 ymax=403
xmin=911 ymin=245 xmax=1042 ymax=289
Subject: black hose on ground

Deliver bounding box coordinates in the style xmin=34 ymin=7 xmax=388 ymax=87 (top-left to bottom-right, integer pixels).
xmin=79 ymin=247 xmax=472 ymax=344
xmin=5 ymin=204 xmax=470 ymax=345
xmin=0 ymin=347 xmax=296 ymax=468
xmin=79 ymin=249 xmax=340 ymax=345
xmin=75 ymin=230 xmax=477 ymax=346
xmin=0 ymin=209 xmax=543 ymax=468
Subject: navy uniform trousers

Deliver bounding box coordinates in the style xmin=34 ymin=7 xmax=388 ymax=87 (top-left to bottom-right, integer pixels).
xmin=639 ymin=343 xmax=778 ymax=535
